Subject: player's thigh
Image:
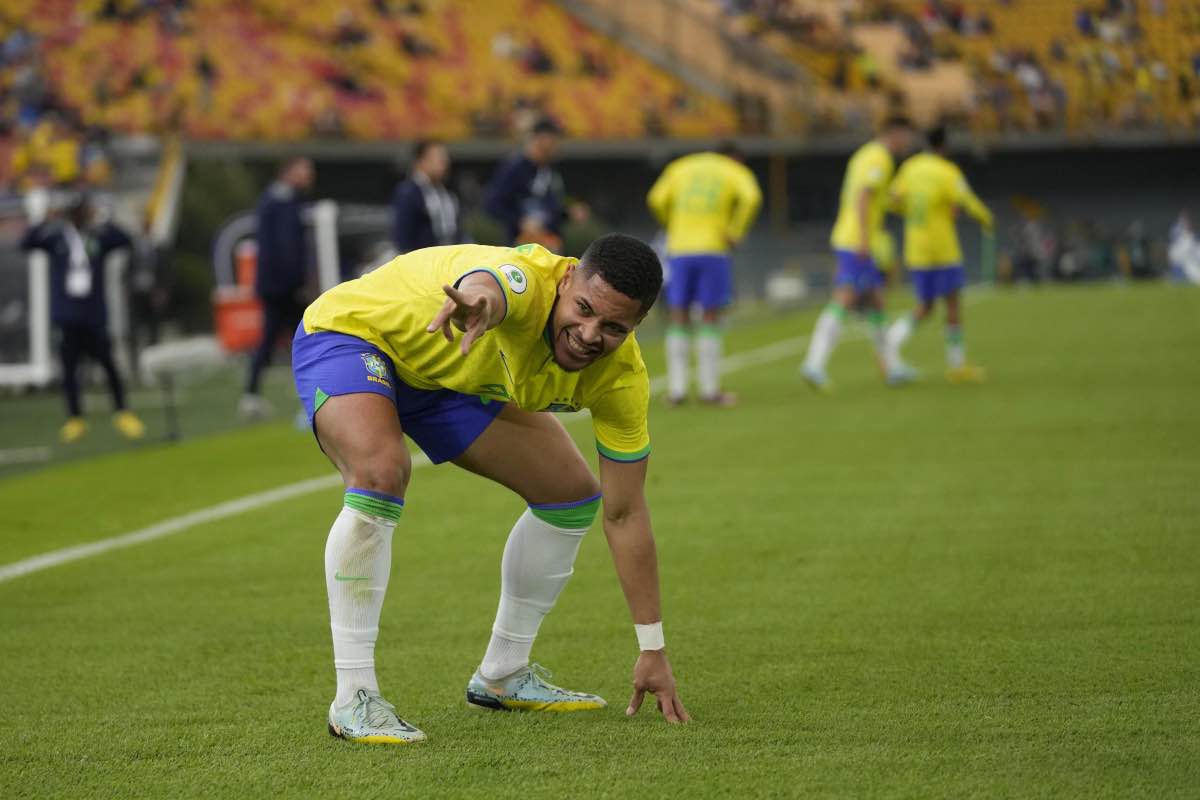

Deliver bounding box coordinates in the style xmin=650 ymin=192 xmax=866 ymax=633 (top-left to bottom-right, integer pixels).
xmin=315 ymin=392 xmax=412 ymax=496
xmin=452 ymin=404 xmax=599 ymax=504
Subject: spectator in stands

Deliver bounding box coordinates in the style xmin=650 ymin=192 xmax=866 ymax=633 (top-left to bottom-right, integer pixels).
xmin=240 ymin=156 xmax=314 ymax=420
xmin=484 ymin=118 xmax=568 ymax=248
xmin=1077 ymin=6 xmax=1097 ymax=37
xmin=523 ymin=37 xmax=556 ymax=75
xmin=392 ymin=139 xmax=459 ymax=254
xmin=334 ymin=10 xmax=370 ymax=48
xmin=20 ymin=193 xmax=145 ymax=443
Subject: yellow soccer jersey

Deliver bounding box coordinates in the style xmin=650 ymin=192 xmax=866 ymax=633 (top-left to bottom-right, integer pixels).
xmin=890 ymin=152 xmax=993 ymax=269
xmin=647 ymin=152 xmax=762 ymax=255
xmin=303 ymin=243 xmax=651 ymax=461
xmin=829 ymin=141 xmax=896 ymax=263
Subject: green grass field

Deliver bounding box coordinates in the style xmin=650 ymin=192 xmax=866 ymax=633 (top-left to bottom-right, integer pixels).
xmin=1 ymin=283 xmax=1197 ymax=798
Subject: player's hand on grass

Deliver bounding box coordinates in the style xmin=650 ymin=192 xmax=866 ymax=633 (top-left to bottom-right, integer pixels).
xmin=427 ymin=283 xmax=493 ymax=355
xmin=626 ymin=650 xmax=690 ymax=724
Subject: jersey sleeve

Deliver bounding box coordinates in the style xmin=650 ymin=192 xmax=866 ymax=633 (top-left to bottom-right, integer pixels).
xmin=590 ymin=369 xmax=651 ymax=463
xmin=452 ymin=249 xmax=547 ymax=330
xmin=646 ymin=162 xmax=677 ymax=226
xmin=725 ymin=163 xmax=763 ymax=244
xmin=952 ymin=169 xmax=993 ymax=228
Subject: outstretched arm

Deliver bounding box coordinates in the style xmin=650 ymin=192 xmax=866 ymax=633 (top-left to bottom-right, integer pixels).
xmin=958 ymin=178 xmax=993 ymax=230
xmin=425 ymin=271 xmax=507 ymax=354
xmin=598 ymin=455 xmax=690 ymax=724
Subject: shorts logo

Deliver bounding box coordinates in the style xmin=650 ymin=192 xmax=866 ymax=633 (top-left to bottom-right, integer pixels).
xmin=361 ymin=353 xmax=391 ymax=388
xmin=498 ymin=264 xmax=527 ymax=294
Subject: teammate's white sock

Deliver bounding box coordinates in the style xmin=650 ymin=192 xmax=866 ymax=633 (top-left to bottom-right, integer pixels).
xmin=804 ymin=304 xmax=845 ymax=371
xmin=696 ymin=324 xmax=722 ymax=398
xmin=946 ymin=324 xmax=966 ymax=369
xmin=326 ymin=489 xmax=404 ymax=708
xmin=886 ymin=313 xmax=915 ymax=370
xmin=665 ymin=325 xmax=690 ymax=400
xmin=480 ymin=500 xmax=597 ymax=680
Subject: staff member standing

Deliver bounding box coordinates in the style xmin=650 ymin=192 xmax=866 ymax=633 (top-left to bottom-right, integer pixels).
xmin=21 ymin=194 xmax=146 ymax=443
xmin=484 ymin=118 xmax=568 ymax=249
xmin=392 ymin=140 xmax=460 ymax=254
xmin=240 ymin=156 xmax=314 ymax=420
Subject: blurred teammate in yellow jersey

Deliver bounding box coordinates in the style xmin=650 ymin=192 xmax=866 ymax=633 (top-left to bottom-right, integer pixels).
xmin=647 ymin=143 xmax=762 ymax=406
xmin=801 ymin=116 xmax=914 ymax=391
xmin=885 ymin=125 xmax=993 ymax=384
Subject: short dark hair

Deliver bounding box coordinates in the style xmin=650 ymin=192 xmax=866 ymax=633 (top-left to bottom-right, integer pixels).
xmin=578 ymin=233 xmax=662 ymax=315
xmin=927 ymin=124 xmax=948 ymax=150
xmin=531 ymin=117 xmax=562 ymax=137
xmin=881 ymin=113 xmax=914 ymax=132
xmin=412 ymin=139 xmax=441 ymax=161
xmin=277 ymin=155 xmax=310 ymax=176
xmin=716 ymin=140 xmax=743 ymax=160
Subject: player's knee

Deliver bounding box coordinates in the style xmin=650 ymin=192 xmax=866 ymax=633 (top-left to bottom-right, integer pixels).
xmin=347 ymin=448 xmax=411 ymax=497
xmin=530 ymin=481 xmax=602 ymax=530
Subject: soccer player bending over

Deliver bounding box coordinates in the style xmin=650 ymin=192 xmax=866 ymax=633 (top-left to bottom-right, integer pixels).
xmin=801 ymin=115 xmax=914 ymax=390
xmin=293 ymin=235 xmax=688 ymax=744
xmin=885 ymin=125 xmax=993 ymax=383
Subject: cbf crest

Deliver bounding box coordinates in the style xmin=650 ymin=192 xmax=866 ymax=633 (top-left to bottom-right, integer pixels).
xmin=361 ymin=352 xmax=391 ymax=387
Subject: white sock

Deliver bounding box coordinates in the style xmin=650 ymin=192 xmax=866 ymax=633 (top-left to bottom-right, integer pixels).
xmin=665 ymin=326 xmax=689 ymax=400
xmin=804 ymin=305 xmax=844 ymax=371
xmin=326 ymin=496 xmax=402 ymax=708
xmin=480 ymin=507 xmax=588 ymax=680
xmin=697 ymin=325 xmax=722 ymax=398
xmin=946 ymin=325 xmax=965 ymax=368
xmin=886 ymin=314 xmax=915 ymax=370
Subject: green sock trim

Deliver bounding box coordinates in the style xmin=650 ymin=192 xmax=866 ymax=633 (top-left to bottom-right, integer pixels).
xmin=827 ymin=303 xmax=848 ymax=321
xmin=666 ymin=324 xmax=689 ymax=337
xmin=945 ymin=326 xmax=964 ymax=344
xmin=344 ymin=490 xmax=404 ymax=523
xmin=698 ymin=324 xmax=721 ymax=338
xmin=529 ymin=494 xmax=602 ymax=529
xmin=866 ymin=309 xmax=885 ymax=326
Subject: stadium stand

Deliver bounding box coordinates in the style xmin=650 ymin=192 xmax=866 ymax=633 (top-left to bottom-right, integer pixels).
xmin=0 ymin=0 xmax=736 ymax=189
xmin=708 ymin=0 xmax=1200 ymax=133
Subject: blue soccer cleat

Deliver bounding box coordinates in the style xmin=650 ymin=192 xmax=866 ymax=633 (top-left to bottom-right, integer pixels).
xmin=466 ymin=663 xmax=607 ymax=712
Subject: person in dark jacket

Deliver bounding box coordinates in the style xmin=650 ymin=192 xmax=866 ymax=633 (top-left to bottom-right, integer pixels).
xmin=20 ymin=194 xmax=145 ymax=443
xmin=483 ymin=118 xmax=569 ymax=249
xmin=240 ymin=156 xmax=314 ymax=419
xmin=391 ymin=140 xmax=459 ymax=254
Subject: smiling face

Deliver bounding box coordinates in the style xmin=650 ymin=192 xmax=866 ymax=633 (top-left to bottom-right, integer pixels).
xmin=549 ymin=265 xmax=645 ymax=371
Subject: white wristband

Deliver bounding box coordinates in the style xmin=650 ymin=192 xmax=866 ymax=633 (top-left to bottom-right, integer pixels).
xmin=635 ymin=622 xmax=665 ymax=651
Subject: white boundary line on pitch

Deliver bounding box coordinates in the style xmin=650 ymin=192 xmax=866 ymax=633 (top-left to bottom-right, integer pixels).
xmin=0 ymin=333 xmax=813 ymax=585
xmin=0 ymin=288 xmax=989 ymax=585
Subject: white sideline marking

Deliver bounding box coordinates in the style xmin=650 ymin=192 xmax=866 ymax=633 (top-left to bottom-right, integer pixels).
xmin=0 ymin=316 xmax=922 ymax=585
xmin=0 ymin=447 xmax=52 ymax=466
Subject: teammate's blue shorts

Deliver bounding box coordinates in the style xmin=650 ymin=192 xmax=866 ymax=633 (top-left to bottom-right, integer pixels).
xmin=910 ymin=265 xmax=966 ymax=304
xmin=833 ymin=249 xmax=885 ymax=293
xmin=291 ymin=324 xmax=505 ymax=464
xmin=663 ymin=253 xmax=733 ymax=311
